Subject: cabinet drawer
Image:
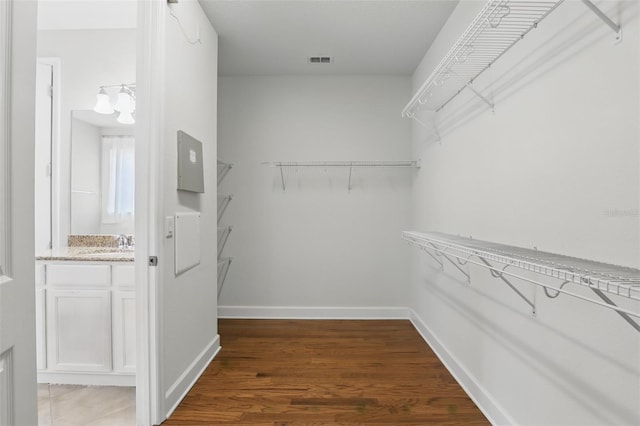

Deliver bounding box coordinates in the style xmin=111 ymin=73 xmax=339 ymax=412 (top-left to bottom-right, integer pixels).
xmin=112 ymin=264 xmax=135 ymax=288
xmin=46 ymin=264 xmax=111 ymax=286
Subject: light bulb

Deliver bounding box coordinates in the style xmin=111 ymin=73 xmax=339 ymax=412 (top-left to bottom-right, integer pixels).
xmin=114 ymin=86 xmax=134 ymax=113
xmin=117 ymin=110 xmax=135 ymax=125
xmin=94 ymin=88 xmax=114 ymax=114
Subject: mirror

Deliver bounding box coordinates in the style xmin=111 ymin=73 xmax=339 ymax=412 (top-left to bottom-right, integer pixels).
xmin=70 ymin=110 xmax=135 ymax=235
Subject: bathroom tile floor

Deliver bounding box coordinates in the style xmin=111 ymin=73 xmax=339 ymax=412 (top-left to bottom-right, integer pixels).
xmin=38 ymin=384 xmax=135 ymax=425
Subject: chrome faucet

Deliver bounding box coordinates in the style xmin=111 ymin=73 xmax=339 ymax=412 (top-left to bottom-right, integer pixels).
xmin=117 ymin=234 xmax=129 ymax=249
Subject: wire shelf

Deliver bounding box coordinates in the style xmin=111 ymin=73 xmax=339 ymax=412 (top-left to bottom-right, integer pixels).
xmin=217 ymin=194 xmax=232 ymax=223
xmin=217 ymin=226 xmax=232 ymax=259
xmin=403 ymin=0 xmax=563 ymax=116
xmin=403 ymin=231 xmax=640 ymax=321
xmin=217 ymin=257 xmax=233 ymax=297
xmin=217 ymin=159 xmax=233 ymax=185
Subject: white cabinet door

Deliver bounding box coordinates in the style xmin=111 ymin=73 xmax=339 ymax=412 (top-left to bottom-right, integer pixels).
xmin=113 ymin=291 xmax=136 ymax=373
xmin=46 ymin=289 xmax=112 ymax=372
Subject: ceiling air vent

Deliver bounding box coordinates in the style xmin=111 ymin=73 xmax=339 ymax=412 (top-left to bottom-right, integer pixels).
xmin=309 ymin=56 xmax=332 ymax=64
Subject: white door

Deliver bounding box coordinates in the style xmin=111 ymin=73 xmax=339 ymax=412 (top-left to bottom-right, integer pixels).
xmin=34 ymin=62 xmax=53 ymax=253
xmin=0 ymin=0 xmax=38 ymax=424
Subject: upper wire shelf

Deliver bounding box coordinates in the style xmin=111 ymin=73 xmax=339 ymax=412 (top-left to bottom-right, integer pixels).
xmin=403 ymin=0 xmax=563 ymax=117
xmin=402 ymin=0 xmax=621 ymax=119
xmin=403 ymin=231 xmax=640 ymax=329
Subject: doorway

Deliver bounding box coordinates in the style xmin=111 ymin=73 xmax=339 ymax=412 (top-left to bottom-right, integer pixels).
xmin=34 ymin=2 xmax=138 ymax=424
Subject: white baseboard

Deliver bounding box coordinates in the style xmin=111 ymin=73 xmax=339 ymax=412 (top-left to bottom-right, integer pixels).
xmin=37 ymin=371 xmax=135 ymax=387
xmin=409 ymin=309 xmax=513 ymax=425
xmin=218 ymin=305 xmax=410 ymax=319
xmin=164 ymin=335 xmax=221 ymax=420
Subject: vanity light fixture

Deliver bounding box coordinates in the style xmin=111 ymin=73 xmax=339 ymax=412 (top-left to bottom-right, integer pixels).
xmin=94 ymin=87 xmax=114 ymax=114
xmin=93 ymin=83 xmax=136 ymax=124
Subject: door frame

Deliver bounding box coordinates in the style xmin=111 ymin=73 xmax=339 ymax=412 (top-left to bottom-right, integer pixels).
xmin=135 ymin=1 xmax=165 ymax=424
xmin=34 ymin=57 xmax=60 ymax=251
xmin=0 ymin=0 xmax=11 ymax=280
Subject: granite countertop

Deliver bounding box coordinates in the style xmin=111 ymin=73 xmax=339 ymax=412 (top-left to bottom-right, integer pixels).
xmin=36 ymin=246 xmax=135 ymax=262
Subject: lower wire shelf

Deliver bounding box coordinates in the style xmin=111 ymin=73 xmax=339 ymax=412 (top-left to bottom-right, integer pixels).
xmin=403 ymin=231 xmax=640 ymax=331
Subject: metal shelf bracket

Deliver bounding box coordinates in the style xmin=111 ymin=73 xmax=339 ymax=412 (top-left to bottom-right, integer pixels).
xmin=591 ymin=288 xmax=640 ymax=333
xmin=217 ymin=194 xmax=233 ymax=223
xmin=217 ymin=160 xmax=233 ymax=185
xmin=217 ymin=257 xmax=233 ymax=297
xmin=431 ymin=244 xmax=471 ymax=283
xmin=581 ymin=0 xmax=622 ymax=42
xmin=403 ymin=231 xmax=640 ymax=331
xmin=479 ymin=257 xmax=536 ymax=315
xmin=464 ymin=82 xmax=495 ymax=112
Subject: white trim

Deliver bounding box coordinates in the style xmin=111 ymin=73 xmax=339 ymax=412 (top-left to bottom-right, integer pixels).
xmin=136 ymin=1 xmax=165 ymax=425
xmin=409 ymin=309 xmax=513 ymax=426
xmin=218 ymin=305 xmax=411 ymax=320
xmin=37 ymin=371 xmax=135 ymax=387
xmin=36 ymin=57 xmax=61 ymax=250
xmin=164 ymin=336 xmax=221 ymax=420
xmin=0 ymin=0 xmax=12 ymax=277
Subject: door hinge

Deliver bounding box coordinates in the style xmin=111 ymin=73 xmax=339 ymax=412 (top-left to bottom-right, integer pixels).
xmin=48 ymin=85 xmax=53 ymax=97
xmin=149 ymin=256 xmax=158 ymax=266
xmin=46 ymin=162 xmax=52 ymax=177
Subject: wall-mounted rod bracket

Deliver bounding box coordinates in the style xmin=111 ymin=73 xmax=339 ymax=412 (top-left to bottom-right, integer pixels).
xmin=348 ymin=165 xmax=353 ymax=191
xmin=479 ymin=257 xmax=536 ymax=315
xmin=581 ymin=0 xmax=622 ymax=41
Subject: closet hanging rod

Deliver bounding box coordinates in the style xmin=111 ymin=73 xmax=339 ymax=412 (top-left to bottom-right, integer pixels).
xmin=262 ymin=161 xmax=420 ymax=168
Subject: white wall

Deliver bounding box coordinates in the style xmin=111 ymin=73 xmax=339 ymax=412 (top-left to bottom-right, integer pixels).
xmin=70 ymin=117 xmax=101 ymax=234
xmin=157 ymin=0 xmax=219 ymax=417
xmin=37 ymin=29 xmax=136 ymax=245
xmin=218 ymin=76 xmax=413 ymax=317
xmin=409 ymin=1 xmax=640 ymax=424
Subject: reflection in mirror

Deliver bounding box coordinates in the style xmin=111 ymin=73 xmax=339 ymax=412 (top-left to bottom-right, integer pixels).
xmin=71 ymin=110 xmax=134 ymax=235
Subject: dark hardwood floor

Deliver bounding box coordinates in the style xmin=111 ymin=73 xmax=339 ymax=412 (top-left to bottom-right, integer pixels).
xmin=163 ymin=319 xmax=489 ymax=425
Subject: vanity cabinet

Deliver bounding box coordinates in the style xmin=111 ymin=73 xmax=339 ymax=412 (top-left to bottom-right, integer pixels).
xmin=36 ymin=261 xmax=136 ymax=386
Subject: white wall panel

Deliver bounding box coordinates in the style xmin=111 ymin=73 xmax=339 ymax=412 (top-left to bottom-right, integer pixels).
xmin=218 ymin=76 xmax=413 ymax=311
xmin=409 ymin=1 xmax=640 ymax=424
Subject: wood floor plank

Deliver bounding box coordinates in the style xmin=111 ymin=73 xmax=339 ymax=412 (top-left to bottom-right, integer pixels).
xmin=163 ymin=319 xmax=488 ymax=425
